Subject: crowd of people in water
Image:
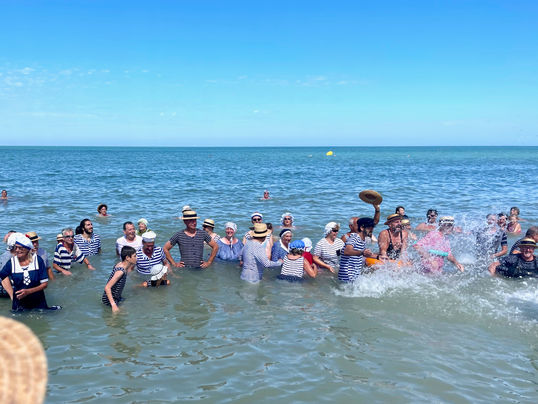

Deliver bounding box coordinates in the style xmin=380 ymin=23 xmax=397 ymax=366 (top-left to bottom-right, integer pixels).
xmin=1 ymin=189 xmax=537 ymax=313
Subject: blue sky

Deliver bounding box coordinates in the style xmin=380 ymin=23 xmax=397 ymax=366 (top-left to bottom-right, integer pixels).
xmin=1 ymin=0 xmax=537 ymax=146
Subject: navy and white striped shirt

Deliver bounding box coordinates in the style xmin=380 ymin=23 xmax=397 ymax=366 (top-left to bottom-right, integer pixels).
xmin=338 ymin=233 xmax=365 ymax=282
xmin=53 ymin=243 xmax=85 ymax=271
xmin=280 ymin=256 xmax=305 ymax=278
xmin=136 ymin=246 xmax=166 ymax=275
xmin=169 ymin=229 xmax=211 ymax=268
xmin=74 ymin=233 xmax=101 ymax=256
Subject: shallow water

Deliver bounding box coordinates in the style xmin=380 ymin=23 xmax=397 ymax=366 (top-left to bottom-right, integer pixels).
xmin=1 ymin=146 xmax=538 ymax=402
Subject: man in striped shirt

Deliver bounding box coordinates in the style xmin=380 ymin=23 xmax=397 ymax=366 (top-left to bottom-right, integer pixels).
xmin=136 ymin=231 xmax=168 ymax=275
xmin=164 ymin=210 xmax=218 ymax=269
xmin=53 ymin=228 xmax=95 ymax=275
xmin=338 ymin=217 xmax=376 ymax=282
xmin=74 ymin=219 xmax=101 ymax=256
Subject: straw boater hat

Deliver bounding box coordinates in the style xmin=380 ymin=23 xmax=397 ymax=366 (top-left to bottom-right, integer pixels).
xmin=0 ymin=316 xmax=48 ymax=404
xmin=384 ymin=214 xmax=401 ymax=225
xmin=439 ymin=216 xmax=455 ymax=225
xmin=202 ymin=219 xmax=215 ymax=228
xmin=359 ymin=189 xmax=383 ymax=205
xmin=252 ymin=223 xmax=270 ymax=238
xmin=181 ymin=210 xmax=199 ymax=220
xmin=25 ymin=231 xmax=41 ymax=242
xmin=519 ymin=238 xmax=537 ymax=248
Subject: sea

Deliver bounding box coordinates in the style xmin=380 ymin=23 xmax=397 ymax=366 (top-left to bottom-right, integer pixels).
xmin=1 ymin=146 xmax=538 ymax=403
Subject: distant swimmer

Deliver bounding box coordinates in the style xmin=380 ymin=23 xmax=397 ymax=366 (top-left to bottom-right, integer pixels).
xmin=261 ymin=190 xmax=271 ymax=200
xmin=378 ymin=214 xmax=408 ymax=261
xmin=414 ymin=216 xmax=464 ymax=273
xmin=416 ymin=209 xmax=438 ymax=232
xmin=1 ymin=189 xmax=8 ymax=200
xmin=489 ymin=238 xmax=537 ymax=278
xmin=395 ymin=205 xmax=405 ymax=216
xmin=97 ymin=203 xmax=110 ymax=217
xmin=510 ymin=206 xmax=525 ymax=222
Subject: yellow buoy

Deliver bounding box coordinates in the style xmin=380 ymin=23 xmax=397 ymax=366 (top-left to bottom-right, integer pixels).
xmin=326 ymin=150 xmax=333 ymax=156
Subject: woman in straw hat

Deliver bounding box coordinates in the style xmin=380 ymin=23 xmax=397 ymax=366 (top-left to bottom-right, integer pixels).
xmin=240 ymin=223 xmax=282 ymax=283
xmin=0 ymin=233 xmax=59 ymax=311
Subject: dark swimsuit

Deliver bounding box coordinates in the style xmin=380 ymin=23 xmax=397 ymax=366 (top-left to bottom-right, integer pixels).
xmin=386 ymin=231 xmax=403 ymax=259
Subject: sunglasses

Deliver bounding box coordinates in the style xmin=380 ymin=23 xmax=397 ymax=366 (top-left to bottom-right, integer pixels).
xmin=331 ymin=229 xmax=339 ymax=233
xmin=252 ymin=218 xmax=262 ymax=222
xmin=63 ymin=235 xmax=74 ymax=238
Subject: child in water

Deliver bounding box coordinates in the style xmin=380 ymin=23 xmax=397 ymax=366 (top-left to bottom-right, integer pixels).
xmin=102 ymin=246 xmax=137 ymax=313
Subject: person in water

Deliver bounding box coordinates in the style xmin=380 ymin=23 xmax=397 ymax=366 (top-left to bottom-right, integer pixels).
xmin=474 ymin=214 xmax=508 ymax=260
xmin=261 ymin=190 xmax=271 ymax=200
xmin=1 ymin=189 xmax=8 ymax=200
xmin=414 ymin=216 xmax=464 ymax=273
xmin=313 ymin=222 xmax=344 ymax=274
xmin=136 ymin=218 xmax=150 ymax=236
xmin=116 ymin=221 xmax=143 ymax=256
xmin=202 ymin=219 xmax=220 ymax=242
xmin=102 ymin=246 xmax=137 ymax=313
xmin=277 ymin=240 xmax=317 ymax=282
xmin=395 ymin=206 xmax=405 ymax=216
xmin=280 ymin=212 xmax=295 ymax=230
xmin=416 ymin=209 xmax=438 ymax=231
xmin=53 ymin=228 xmax=95 ymax=275
xmin=509 ymin=226 xmax=538 ymax=255
xmin=506 ymin=214 xmax=521 ymax=235
xmin=378 ymin=214 xmax=408 ymax=261
xmin=74 ymin=218 xmax=101 ymax=256
xmin=240 ymin=223 xmax=282 ymax=283
xmin=26 ymin=232 xmax=53 ymax=280
xmin=338 ymin=217 xmax=377 ymax=282
xmin=489 ymin=238 xmax=537 ymax=278
xmin=216 ymin=222 xmax=243 ymax=261
xmin=97 ymin=203 xmax=109 ymax=217
xmin=0 ymin=234 xmax=59 ymax=311
xmin=271 ymin=229 xmax=292 ymax=261
xmin=163 ymin=209 xmax=218 ymax=269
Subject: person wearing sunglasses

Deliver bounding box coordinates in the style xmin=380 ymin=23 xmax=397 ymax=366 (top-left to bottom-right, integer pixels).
xmin=312 ymin=222 xmax=345 ymax=274
xmin=53 ymin=228 xmax=95 ymax=275
xmin=416 ymin=209 xmax=438 ymax=232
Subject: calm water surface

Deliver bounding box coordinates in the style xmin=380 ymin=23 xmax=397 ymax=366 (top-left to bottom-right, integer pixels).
xmin=1 ymin=146 xmax=538 ymax=403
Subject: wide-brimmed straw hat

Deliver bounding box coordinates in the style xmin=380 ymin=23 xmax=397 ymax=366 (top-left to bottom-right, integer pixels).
xmin=519 ymin=238 xmax=537 ymax=248
xmin=359 ymin=190 xmax=383 ymax=205
xmin=25 ymin=231 xmax=41 ymax=242
xmin=384 ymin=214 xmax=401 ymax=225
xmin=202 ymin=219 xmax=215 ymax=228
xmin=181 ymin=210 xmax=200 ymax=220
xmin=252 ymin=223 xmax=270 ymax=238
xmin=150 ymin=264 xmax=168 ymax=281
xmin=439 ymin=216 xmax=455 ymax=225
xmin=0 ymin=316 xmax=48 ymax=404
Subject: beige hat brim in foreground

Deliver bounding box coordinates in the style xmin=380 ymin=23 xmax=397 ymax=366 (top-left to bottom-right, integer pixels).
xmin=359 ymin=190 xmax=383 ymax=205
xmin=0 ymin=316 xmax=47 ymax=404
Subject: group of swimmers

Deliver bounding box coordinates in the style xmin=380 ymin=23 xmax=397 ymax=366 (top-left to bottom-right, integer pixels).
xmin=0 ymin=195 xmax=536 ymax=313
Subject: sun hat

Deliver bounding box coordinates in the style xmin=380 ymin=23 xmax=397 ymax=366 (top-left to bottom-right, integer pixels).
xmin=25 ymin=231 xmax=41 ymax=242
xmin=0 ymin=316 xmax=48 ymax=404
xmin=97 ymin=203 xmax=107 ymax=212
xmin=279 ymin=229 xmax=292 ymax=238
xmin=359 ymin=190 xmax=383 ymax=205
xmin=252 ymin=223 xmax=270 ymax=238
xmin=439 ymin=216 xmax=455 ymax=225
xmin=15 ymin=234 xmax=33 ymax=250
xmin=400 ymin=218 xmax=411 ymax=226
xmin=203 ymin=219 xmax=215 ymax=228
xmin=224 ymin=222 xmax=237 ymax=232
xmin=181 ymin=210 xmax=199 ymax=220
xmin=290 ymin=240 xmax=305 ymax=250
xmin=56 ymin=233 xmax=64 ymax=242
xmin=7 ymin=232 xmax=25 ymax=250
xmin=137 ymin=218 xmax=148 ymax=226
xmin=251 ymin=212 xmax=263 ymax=220
xmin=384 ymin=214 xmax=401 ymax=225
xmin=149 ymin=264 xmax=168 ymax=281
xmin=519 ymin=238 xmax=537 ymax=248
xmin=301 ymin=237 xmax=313 ymax=252
xmin=141 ymin=231 xmax=157 ymax=242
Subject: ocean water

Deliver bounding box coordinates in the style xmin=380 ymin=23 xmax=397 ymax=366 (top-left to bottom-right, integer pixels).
xmin=1 ymin=146 xmax=538 ymax=403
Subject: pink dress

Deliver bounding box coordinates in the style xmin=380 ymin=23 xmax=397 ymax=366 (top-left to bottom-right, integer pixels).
xmin=416 ymin=230 xmax=451 ymax=273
